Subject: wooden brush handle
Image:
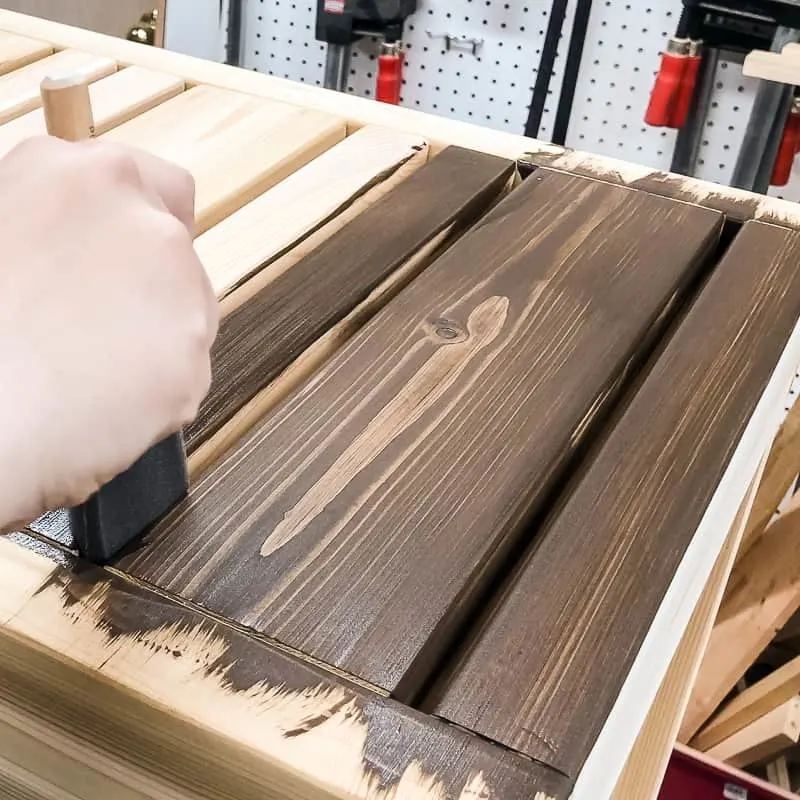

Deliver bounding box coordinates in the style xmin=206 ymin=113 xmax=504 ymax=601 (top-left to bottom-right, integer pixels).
xmin=40 ymin=72 xmax=95 ymax=142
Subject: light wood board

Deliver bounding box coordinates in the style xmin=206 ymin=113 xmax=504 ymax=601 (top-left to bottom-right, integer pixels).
xmin=0 ymin=65 xmax=184 ymax=158
xmin=0 ymin=532 xmax=570 ymax=800
xmin=0 ymin=47 xmax=115 ymax=125
xmin=0 ymin=30 xmax=51 ymax=75
xmin=101 ymin=83 xmax=347 ymax=234
xmin=195 ymin=124 xmax=429 ymax=300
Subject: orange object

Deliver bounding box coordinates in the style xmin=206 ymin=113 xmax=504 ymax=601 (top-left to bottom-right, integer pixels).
xmin=376 ymin=42 xmax=403 ymax=105
xmin=669 ymin=39 xmax=702 ymax=128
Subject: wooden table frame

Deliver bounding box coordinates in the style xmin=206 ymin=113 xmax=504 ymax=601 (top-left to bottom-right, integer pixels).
xmin=1 ymin=10 xmax=800 ymax=799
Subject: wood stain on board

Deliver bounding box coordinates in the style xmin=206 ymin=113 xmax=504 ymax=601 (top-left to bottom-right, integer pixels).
xmin=114 ymin=170 xmax=724 ymax=702
xmin=184 ymin=145 xmax=517 ymax=454
xmin=428 ymin=221 xmax=800 ymax=779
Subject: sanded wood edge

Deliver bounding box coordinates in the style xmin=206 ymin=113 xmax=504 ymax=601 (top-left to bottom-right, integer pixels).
xmin=0 ymin=534 xmax=569 ymax=800
xmin=522 ymin=152 xmax=800 ymax=229
xmin=570 ymin=307 xmax=800 ymax=800
xmin=0 ymin=31 xmax=53 ymax=75
xmin=611 ymin=458 xmax=766 ymax=800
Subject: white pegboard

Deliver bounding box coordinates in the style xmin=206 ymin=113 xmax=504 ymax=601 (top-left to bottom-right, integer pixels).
xmin=241 ymin=0 xmax=579 ymax=142
xmin=166 ymin=0 xmax=800 ymax=202
xmin=561 ymin=0 xmax=800 ymax=201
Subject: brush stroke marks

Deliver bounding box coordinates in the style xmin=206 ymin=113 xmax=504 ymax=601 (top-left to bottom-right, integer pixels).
xmin=428 ymin=221 xmax=800 ymax=781
xmin=115 ymin=169 xmax=723 ymax=700
xmin=1 ymin=533 xmax=569 ymax=799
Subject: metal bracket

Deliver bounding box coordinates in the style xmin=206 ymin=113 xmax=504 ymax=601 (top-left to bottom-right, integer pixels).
xmin=425 ymin=30 xmax=484 ymax=55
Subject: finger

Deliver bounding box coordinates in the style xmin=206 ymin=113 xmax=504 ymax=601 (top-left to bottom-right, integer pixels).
xmin=76 ymin=139 xmax=197 ymax=237
xmin=127 ymin=147 xmax=197 ymax=237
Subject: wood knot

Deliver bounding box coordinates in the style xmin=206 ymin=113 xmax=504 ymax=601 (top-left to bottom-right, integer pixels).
xmin=429 ymin=317 xmax=467 ymax=343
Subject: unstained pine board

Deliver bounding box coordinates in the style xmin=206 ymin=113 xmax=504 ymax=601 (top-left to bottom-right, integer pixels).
xmin=0 ymin=31 xmax=52 ymax=75
xmin=0 ymin=48 xmax=115 ymax=124
xmin=194 ymin=124 xmax=428 ymax=300
xmin=114 ymin=171 xmax=723 ymax=699
xmin=184 ymin=144 xmax=514 ymax=453
xmin=0 ymin=532 xmax=571 ymax=800
xmin=428 ymin=221 xmax=800 ymax=779
xmin=0 ymin=66 xmax=184 ymax=158
xmin=101 ymin=83 xmax=346 ymax=234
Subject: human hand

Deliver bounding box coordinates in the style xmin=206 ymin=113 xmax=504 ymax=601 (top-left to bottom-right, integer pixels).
xmin=0 ymin=135 xmax=218 ymax=532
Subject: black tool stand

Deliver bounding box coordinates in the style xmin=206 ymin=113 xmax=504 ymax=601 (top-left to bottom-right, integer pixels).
xmin=315 ymin=0 xmax=417 ymax=91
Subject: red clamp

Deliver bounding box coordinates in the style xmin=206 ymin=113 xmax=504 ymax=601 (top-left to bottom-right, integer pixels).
xmin=645 ymin=37 xmax=691 ymax=127
xmin=376 ymin=41 xmax=403 ymax=105
xmin=771 ymin=97 xmax=800 ymax=187
xmin=670 ymin=39 xmax=703 ymax=129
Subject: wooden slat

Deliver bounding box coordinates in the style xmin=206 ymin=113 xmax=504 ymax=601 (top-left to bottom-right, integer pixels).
xmin=0 ymin=66 xmax=184 ymax=158
xmin=706 ymin=699 xmax=800 ymax=769
xmin=427 ymin=221 xmax=800 ymax=781
xmin=0 ymin=533 xmax=570 ymax=800
xmin=195 ymin=124 xmax=429 ymax=301
xmin=112 ymin=170 xmax=723 ymax=700
xmin=0 ymin=31 xmax=52 ymax=75
xmin=734 ymin=395 xmax=800 ymax=559
xmin=0 ymin=48 xmax=115 ymax=125
xmin=101 ymin=84 xmax=347 ymax=234
xmin=692 ymin=655 xmax=800 ymax=753
xmin=185 ymin=144 xmax=515 ymax=454
xmin=683 ymin=491 xmax=800 ymax=740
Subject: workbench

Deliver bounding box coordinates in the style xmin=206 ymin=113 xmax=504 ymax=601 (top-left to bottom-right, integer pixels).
xmin=1 ymin=9 xmax=800 ymax=799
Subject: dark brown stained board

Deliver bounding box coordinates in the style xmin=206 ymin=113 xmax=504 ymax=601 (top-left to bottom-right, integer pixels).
xmin=183 ymin=145 xmax=516 ymax=454
xmin=427 ymin=220 xmax=800 ymax=779
xmin=112 ymin=169 xmax=723 ymax=700
xmin=2 ymin=532 xmax=571 ymax=800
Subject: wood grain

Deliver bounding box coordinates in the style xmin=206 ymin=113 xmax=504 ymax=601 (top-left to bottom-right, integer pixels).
xmin=0 ymin=31 xmax=52 ymax=75
xmin=691 ymin=654 xmax=800 ymax=752
xmin=427 ymin=220 xmax=800 ymax=780
xmin=194 ymin=124 xmax=428 ymax=301
xmin=706 ymin=698 xmax=800 ymax=769
xmin=0 ymin=65 xmax=184 ymax=158
xmin=184 ymin=145 xmax=515 ymax=455
xmin=683 ymin=490 xmax=800 ymax=741
xmin=734 ymin=394 xmax=800 ymax=559
xmin=101 ymin=84 xmax=346 ymax=233
xmin=114 ymin=170 xmax=722 ymax=700
xmin=0 ymin=532 xmax=570 ymax=800
xmin=0 ymin=47 xmax=115 ymax=125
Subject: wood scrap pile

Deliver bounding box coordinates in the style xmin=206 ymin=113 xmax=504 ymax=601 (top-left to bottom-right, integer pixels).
xmin=679 ymin=393 xmax=800 ymax=793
